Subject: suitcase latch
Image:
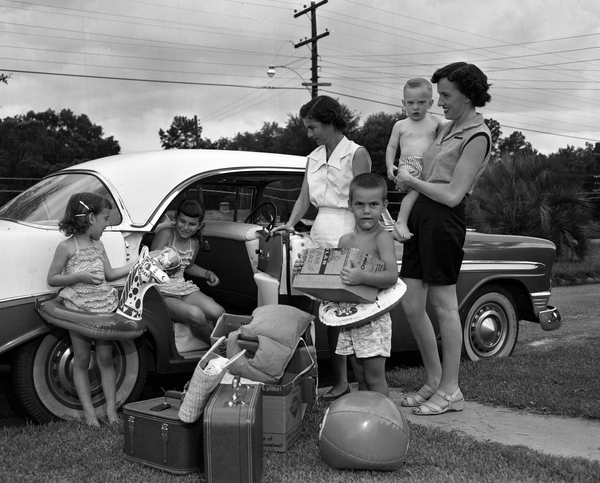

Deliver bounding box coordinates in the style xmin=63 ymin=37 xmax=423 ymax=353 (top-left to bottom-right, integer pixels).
xmin=161 ymin=423 xmax=169 ymax=463
xmin=225 ymin=376 xmax=247 ymax=407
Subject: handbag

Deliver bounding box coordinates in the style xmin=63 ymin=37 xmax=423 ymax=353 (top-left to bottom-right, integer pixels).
xmin=178 ymin=336 xmax=246 ymax=423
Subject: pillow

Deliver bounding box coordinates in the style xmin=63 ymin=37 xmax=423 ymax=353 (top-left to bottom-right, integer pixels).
xmin=226 ymin=304 xmax=314 ymax=383
xmin=240 ymin=304 xmax=314 ymax=346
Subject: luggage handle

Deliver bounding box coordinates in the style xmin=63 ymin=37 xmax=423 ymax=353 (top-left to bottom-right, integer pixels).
xmin=200 ymin=335 xmax=227 ymax=366
xmin=225 ymin=375 xmax=247 ymax=407
xmin=289 ymin=338 xmax=316 ymax=385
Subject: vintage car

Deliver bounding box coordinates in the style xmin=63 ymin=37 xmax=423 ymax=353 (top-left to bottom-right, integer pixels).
xmin=0 ymin=149 xmax=561 ymax=423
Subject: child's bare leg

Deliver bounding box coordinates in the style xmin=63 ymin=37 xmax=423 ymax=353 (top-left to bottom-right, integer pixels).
xmin=165 ymin=295 xmax=214 ymax=343
xmin=393 ymin=190 xmax=419 ymax=242
xmin=70 ymin=332 xmax=100 ymax=426
xmin=348 ymin=355 xmax=367 ymax=391
xmin=95 ymin=340 xmax=119 ymax=424
xmin=361 ymin=355 xmax=389 ymax=396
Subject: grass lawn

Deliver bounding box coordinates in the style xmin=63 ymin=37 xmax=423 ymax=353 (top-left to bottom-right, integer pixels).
xmin=553 ymin=240 xmax=600 ymax=286
xmin=2 ymin=244 xmax=599 ymax=481
xmin=2 ymin=316 xmax=599 ymax=482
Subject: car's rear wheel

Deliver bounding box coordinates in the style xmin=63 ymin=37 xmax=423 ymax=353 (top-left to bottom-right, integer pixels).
xmin=12 ymin=329 xmax=149 ymax=423
xmin=459 ymin=285 xmax=518 ymax=361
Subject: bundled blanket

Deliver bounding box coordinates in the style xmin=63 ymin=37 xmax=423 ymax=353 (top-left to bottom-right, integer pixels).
xmin=226 ymin=304 xmax=314 ymax=383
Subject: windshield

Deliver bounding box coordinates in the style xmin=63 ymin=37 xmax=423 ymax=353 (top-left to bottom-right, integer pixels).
xmin=0 ymin=174 xmax=122 ymax=227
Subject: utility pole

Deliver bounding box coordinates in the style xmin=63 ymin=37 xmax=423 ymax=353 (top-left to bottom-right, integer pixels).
xmin=294 ymin=1 xmax=331 ymax=98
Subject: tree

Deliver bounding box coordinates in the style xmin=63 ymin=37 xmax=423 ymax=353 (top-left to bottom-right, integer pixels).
xmin=497 ymin=131 xmax=534 ymax=156
xmin=467 ymin=151 xmax=595 ymax=260
xmin=226 ymin=122 xmax=283 ymax=152
xmin=0 ymin=109 xmax=120 ymax=178
xmin=484 ymin=118 xmax=502 ymax=159
xmin=159 ymin=116 xmax=204 ymax=149
xmin=353 ymin=111 xmax=405 ymax=179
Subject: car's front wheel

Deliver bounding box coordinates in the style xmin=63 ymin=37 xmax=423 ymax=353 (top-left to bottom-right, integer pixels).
xmin=12 ymin=329 xmax=148 ymax=423
xmin=459 ymin=285 xmax=518 ymax=361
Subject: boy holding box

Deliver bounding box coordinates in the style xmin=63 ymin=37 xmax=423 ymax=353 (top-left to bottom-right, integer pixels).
xmin=296 ymin=173 xmax=398 ymax=396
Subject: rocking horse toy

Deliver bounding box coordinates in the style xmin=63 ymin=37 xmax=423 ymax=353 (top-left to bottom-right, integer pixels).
xmin=36 ymin=246 xmax=180 ymax=340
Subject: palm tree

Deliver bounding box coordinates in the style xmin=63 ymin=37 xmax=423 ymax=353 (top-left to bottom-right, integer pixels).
xmin=467 ymin=151 xmax=594 ymax=260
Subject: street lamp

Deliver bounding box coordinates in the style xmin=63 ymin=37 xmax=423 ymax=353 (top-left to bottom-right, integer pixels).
xmin=267 ymin=65 xmax=330 ymax=96
xmin=267 ymin=65 xmax=311 ymax=94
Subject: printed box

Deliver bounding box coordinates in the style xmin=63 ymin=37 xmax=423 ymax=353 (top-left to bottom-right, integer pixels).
xmin=292 ymin=247 xmax=384 ymax=303
xmin=261 ymin=345 xmax=316 ymax=452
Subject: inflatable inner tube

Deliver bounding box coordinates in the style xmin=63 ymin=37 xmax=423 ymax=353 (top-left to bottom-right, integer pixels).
xmin=319 ymin=279 xmax=407 ymax=329
xmin=36 ymin=299 xmax=146 ymax=340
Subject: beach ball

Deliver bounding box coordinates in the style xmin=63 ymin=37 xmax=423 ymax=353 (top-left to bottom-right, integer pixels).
xmin=151 ymin=246 xmax=181 ymax=276
xmin=319 ymin=391 xmax=409 ymax=471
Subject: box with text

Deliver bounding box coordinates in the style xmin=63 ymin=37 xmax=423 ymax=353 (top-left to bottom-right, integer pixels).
xmin=292 ymin=247 xmax=384 ymax=303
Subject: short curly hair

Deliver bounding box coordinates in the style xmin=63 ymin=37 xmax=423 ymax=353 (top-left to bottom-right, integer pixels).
xmin=431 ymin=62 xmax=491 ymax=107
xmin=299 ymin=95 xmax=348 ymax=131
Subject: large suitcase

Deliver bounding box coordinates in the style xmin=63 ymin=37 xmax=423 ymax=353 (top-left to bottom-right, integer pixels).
xmin=203 ymin=378 xmax=263 ymax=483
xmin=123 ymin=391 xmax=203 ymax=474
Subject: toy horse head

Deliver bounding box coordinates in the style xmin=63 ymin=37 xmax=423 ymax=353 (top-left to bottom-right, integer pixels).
xmin=117 ymin=246 xmax=177 ymax=320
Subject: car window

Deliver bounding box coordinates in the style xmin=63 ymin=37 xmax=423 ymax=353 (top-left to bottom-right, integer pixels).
xmin=261 ymin=177 xmax=316 ymax=224
xmin=0 ymin=174 xmax=122 ymax=227
xmin=160 ymin=172 xmax=310 ymax=226
xmin=202 ymin=184 xmax=254 ymax=222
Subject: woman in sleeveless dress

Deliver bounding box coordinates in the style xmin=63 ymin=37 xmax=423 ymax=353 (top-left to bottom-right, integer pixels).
xmin=272 ymin=95 xmax=372 ymax=401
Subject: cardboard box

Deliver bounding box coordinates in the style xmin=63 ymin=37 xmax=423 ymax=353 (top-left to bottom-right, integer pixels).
xmin=213 ymin=313 xmax=317 ymax=452
xmin=292 ymin=247 xmax=384 ymax=303
xmin=210 ymin=313 xmax=253 ymax=355
xmin=261 ymin=344 xmax=316 ymax=452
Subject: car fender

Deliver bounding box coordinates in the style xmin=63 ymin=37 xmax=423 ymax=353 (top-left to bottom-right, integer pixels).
xmin=456 ymin=272 xmax=533 ymax=320
xmin=0 ymin=296 xmax=51 ymax=356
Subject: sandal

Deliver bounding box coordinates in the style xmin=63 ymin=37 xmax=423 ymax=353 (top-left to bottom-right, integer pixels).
xmin=412 ymin=388 xmax=464 ymax=415
xmin=401 ymin=383 xmax=437 ymax=407
xmin=321 ymin=386 xmax=351 ymax=402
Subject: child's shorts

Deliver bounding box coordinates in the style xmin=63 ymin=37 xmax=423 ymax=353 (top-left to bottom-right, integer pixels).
xmin=395 ymin=155 xmax=423 ymax=193
xmin=335 ymin=312 xmax=392 ymax=358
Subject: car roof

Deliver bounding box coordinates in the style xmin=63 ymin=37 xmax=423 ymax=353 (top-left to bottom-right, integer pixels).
xmin=61 ymin=150 xmax=307 ymax=226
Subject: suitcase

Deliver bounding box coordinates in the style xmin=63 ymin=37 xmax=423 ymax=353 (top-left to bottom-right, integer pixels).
xmin=203 ymin=378 xmax=263 ymax=483
xmin=123 ymin=391 xmax=203 ymax=474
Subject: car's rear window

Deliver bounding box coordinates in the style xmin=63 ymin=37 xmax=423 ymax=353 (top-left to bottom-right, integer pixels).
xmin=0 ymin=174 xmax=122 ymax=227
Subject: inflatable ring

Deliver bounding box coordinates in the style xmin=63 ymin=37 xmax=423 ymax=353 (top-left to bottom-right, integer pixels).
xmin=35 ymin=246 xmax=175 ymax=340
xmin=36 ymin=298 xmax=146 ymax=340
xmin=319 ymin=279 xmax=407 ymax=328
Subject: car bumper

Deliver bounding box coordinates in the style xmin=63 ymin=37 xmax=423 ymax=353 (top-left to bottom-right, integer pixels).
xmin=538 ymin=305 xmax=561 ymax=331
xmin=531 ymin=291 xmax=561 ymax=331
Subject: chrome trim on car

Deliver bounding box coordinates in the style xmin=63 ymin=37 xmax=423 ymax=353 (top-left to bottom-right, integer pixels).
xmin=460 ymin=261 xmax=544 ymax=271
xmin=530 ymin=291 xmax=552 ymax=313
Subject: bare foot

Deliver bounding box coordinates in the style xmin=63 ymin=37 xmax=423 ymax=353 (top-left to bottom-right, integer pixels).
xmin=107 ymin=413 xmax=120 ymax=425
xmin=392 ymin=223 xmax=412 ymax=242
xmin=85 ymin=416 xmax=100 ymax=427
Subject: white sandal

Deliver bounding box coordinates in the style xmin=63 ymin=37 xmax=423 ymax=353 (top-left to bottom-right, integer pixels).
xmin=412 ymin=388 xmax=464 ymax=415
xmin=401 ymin=382 xmax=437 ymax=408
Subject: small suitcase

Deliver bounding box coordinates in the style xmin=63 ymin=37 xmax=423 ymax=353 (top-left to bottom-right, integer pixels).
xmin=203 ymin=378 xmax=263 ymax=483
xmin=123 ymin=391 xmax=203 ymax=474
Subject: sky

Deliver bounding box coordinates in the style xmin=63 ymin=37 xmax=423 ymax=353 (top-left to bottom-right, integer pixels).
xmin=2 ymin=0 xmax=600 ymax=157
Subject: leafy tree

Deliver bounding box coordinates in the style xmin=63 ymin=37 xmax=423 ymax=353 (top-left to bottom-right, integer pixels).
xmin=467 ymin=151 xmax=594 ymax=260
xmin=159 ymin=115 xmax=205 ymax=149
xmin=0 ymin=109 xmax=119 ymax=178
xmin=273 ymin=113 xmax=314 ymax=156
xmin=497 ymin=131 xmax=534 ymax=156
xmin=353 ymin=111 xmax=405 ymax=178
xmin=484 ymin=118 xmax=502 ymax=159
xmin=226 ymin=122 xmax=283 ymax=152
